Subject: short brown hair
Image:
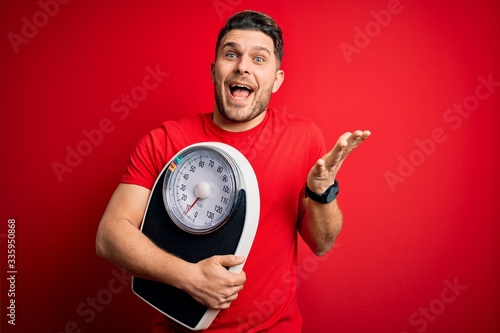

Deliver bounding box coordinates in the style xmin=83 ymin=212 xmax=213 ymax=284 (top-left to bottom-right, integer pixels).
xmin=215 ymin=10 xmax=284 ymax=66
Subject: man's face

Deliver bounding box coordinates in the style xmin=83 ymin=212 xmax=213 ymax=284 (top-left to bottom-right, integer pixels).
xmin=211 ymin=29 xmax=284 ymax=130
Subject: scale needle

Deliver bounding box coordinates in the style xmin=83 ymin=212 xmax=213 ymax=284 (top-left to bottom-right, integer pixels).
xmin=184 ymin=197 xmax=199 ymax=215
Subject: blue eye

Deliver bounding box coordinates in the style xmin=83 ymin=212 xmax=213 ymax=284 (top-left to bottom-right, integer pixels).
xmin=255 ymin=56 xmax=264 ymax=62
xmin=226 ymin=53 xmax=237 ymax=59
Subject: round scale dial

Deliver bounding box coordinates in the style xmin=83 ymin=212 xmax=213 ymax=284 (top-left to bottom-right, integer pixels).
xmin=163 ymin=146 xmax=239 ymax=234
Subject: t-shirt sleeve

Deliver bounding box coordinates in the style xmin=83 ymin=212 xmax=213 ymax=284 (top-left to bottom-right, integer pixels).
xmin=298 ymin=121 xmax=327 ymax=199
xmin=121 ymin=127 xmax=167 ymax=190
xmin=308 ymin=121 xmax=327 ymax=166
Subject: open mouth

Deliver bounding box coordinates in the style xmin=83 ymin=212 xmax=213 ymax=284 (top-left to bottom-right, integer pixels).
xmin=229 ymin=84 xmax=254 ymax=100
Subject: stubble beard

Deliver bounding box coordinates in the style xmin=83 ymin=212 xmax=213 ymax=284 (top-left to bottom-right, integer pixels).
xmin=214 ymin=81 xmax=273 ymax=124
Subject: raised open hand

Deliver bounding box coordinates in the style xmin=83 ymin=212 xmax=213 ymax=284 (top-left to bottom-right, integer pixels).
xmin=307 ymin=130 xmax=371 ymax=193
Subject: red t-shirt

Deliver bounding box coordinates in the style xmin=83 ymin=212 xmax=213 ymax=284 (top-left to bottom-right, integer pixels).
xmin=122 ymin=109 xmax=326 ymax=332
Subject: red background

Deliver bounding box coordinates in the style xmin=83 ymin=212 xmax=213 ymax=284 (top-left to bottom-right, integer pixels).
xmin=1 ymin=0 xmax=499 ymax=332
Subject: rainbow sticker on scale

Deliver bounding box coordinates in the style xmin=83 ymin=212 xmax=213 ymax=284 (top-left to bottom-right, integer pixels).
xmin=168 ymin=156 xmax=182 ymax=172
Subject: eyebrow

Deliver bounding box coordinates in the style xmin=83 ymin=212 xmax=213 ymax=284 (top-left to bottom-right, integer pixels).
xmin=222 ymin=42 xmax=271 ymax=56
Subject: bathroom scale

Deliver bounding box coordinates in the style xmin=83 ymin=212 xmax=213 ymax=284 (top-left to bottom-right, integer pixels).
xmin=132 ymin=142 xmax=260 ymax=330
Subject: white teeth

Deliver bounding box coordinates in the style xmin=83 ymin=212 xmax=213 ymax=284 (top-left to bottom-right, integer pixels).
xmin=230 ymin=84 xmax=252 ymax=91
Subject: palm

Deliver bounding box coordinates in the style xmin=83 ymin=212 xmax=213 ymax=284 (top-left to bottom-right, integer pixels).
xmin=307 ymin=130 xmax=371 ymax=193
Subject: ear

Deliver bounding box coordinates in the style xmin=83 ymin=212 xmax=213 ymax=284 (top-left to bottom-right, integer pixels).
xmin=272 ymin=69 xmax=285 ymax=93
xmin=210 ymin=62 xmax=215 ymax=83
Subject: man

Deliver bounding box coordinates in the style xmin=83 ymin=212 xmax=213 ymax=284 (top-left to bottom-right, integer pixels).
xmin=96 ymin=10 xmax=370 ymax=332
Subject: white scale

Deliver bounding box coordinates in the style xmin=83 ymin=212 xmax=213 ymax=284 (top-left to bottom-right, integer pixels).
xmin=132 ymin=142 xmax=260 ymax=331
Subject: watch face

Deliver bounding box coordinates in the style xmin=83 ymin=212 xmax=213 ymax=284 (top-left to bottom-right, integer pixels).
xmin=326 ymin=181 xmax=339 ymax=203
xmin=163 ymin=147 xmax=238 ymax=234
xmin=326 ymin=189 xmax=336 ymax=202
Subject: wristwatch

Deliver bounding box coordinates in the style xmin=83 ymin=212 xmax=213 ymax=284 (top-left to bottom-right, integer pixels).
xmin=305 ymin=180 xmax=339 ymax=204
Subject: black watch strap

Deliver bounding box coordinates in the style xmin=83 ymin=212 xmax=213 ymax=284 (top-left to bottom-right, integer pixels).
xmin=305 ymin=180 xmax=339 ymax=204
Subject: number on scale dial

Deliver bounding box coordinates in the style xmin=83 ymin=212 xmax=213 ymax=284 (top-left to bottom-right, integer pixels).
xmin=163 ymin=147 xmax=239 ymax=234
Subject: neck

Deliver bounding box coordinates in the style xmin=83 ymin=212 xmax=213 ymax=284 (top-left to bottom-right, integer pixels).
xmin=212 ymin=108 xmax=267 ymax=132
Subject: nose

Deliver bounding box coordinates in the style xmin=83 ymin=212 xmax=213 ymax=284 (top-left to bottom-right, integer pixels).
xmin=234 ymin=56 xmax=251 ymax=75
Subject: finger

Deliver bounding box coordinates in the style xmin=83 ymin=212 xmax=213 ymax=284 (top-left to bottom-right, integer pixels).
xmin=351 ymin=130 xmax=371 ymax=142
xmin=310 ymin=158 xmax=326 ymax=176
xmin=225 ymin=292 xmax=239 ymax=302
xmin=231 ymin=282 xmax=245 ymax=292
xmin=217 ymin=300 xmax=233 ymax=310
xmin=229 ymin=273 xmax=247 ymax=287
xmin=324 ymin=130 xmax=371 ymax=168
xmin=336 ymin=132 xmax=353 ymax=152
xmin=216 ymin=255 xmax=246 ymax=268
xmin=322 ymin=132 xmax=350 ymax=167
xmin=344 ymin=130 xmax=371 ymax=151
xmin=211 ymin=298 xmax=233 ymax=310
xmin=222 ymin=285 xmax=242 ymax=298
xmin=215 ymin=286 xmax=242 ymax=309
xmin=217 ymin=258 xmax=247 ymax=285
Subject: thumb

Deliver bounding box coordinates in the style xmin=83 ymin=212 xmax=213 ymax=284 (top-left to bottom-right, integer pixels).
xmin=313 ymin=158 xmax=326 ymax=173
xmin=217 ymin=255 xmax=245 ymax=267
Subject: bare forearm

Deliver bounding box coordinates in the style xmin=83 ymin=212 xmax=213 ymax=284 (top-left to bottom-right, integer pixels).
xmin=301 ymin=130 xmax=370 ymax=255
xmin=299 ymin=199 xmax=343 ymax=256
xmin=96 ymin=217 xmax=193 ymax=290
xmin=96 ymin=215 xmax=246 ymax=309
xmin=96 ymin=183 xmax=246 ymax=309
